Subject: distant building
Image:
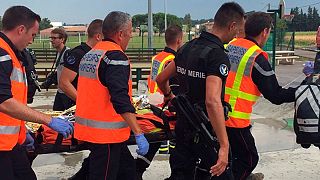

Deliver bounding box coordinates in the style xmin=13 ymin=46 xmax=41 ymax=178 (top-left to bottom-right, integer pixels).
xmin=40 ymin=25 xmax=87 ymax=37
xmin=50 ymin=22 xmax=63 ymax=27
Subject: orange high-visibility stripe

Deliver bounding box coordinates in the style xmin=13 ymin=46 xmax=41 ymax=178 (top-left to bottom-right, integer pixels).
xmin=0 ymin=37 xmax=27 ymax=150
xmin=75 ymin=41 xmax=131 ymax=143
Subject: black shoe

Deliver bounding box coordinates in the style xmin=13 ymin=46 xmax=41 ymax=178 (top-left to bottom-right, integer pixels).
xmin=301 ymin=144 xmax=311 ymax=149
xmin=136 ymin=172 xmax=143 ymax=180
xmin=246 ymin=173 xmax=264 ymax=180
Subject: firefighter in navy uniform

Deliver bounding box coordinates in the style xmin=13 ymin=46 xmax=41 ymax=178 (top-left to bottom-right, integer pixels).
xmin=59 ymin=19 xmax=103 ymax=103
xmin=59 ymin=19 xmax=103 ymax=180
xmin=0 ymin=6 xmax=73 ymax=180
xmin=156 ymin=3 xmax=245 ymax=179
xmin=136 ymin=25 xmax=183 ymax=179
xmin=74 ymin=11 xmax=149 ymax=180
xmin=225 ymin=12 xmax=296 ymax=180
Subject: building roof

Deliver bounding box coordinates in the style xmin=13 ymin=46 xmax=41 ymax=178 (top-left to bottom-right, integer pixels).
xmin=40 ymin=25 xmax=87 ymax=36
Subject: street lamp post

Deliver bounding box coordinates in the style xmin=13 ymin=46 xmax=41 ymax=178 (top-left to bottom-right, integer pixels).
xmin=164 ymin=0 xmax=167 ymax=30
xmin=148 ymin=0 xmax=153 ymax=49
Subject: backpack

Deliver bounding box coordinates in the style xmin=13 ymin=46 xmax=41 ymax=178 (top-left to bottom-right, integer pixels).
xmin=294 ymin=77 xmax=320 ymax=148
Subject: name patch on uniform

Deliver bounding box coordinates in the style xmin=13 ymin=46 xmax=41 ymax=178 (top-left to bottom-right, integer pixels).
xmin=151 ymin=60 xmax=161 ymax=80
xmin=227 ymin=45 xmax=247 ymax=65
xmin=177 ymin=66 xmax=206 ymax=79
xmin=219 ymin=64 xmax=229 ymax=76
xmin=79 ymin=50 xmax=104 ymax=79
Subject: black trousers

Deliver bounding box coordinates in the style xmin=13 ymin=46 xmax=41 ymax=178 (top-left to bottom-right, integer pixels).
xmin=0 ymin=144 xmax=37 ymax=180
xmin=87 ymin=142 xmax=136 ymax=180
xmin=53 ymin=91 xmax=75 ymax=111
xmin=226 ymin=126 xmax=259 ymax=180
xmin=70 ymin=142 xmax=162 ymax=180
xmin=135 ymin=142 xmax=161 ymax=175
xmin=168 ymin=116 xmax=232 ymax=180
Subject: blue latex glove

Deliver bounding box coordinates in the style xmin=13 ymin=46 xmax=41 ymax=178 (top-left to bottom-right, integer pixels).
xmin=48 ymin=116 xmax=74 ymax=138
xmin=24 ymin=132 xmax=34 ymax=151
xmin=303 ymin=61 xmax=314 ymax=76
xmin=135 ymin=133 xmax=149 ymax=155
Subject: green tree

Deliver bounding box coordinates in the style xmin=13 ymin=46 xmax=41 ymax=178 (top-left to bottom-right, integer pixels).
xmin=132 ymin=14 xmax=148 ymax=28
xmin=312 ymin=7 xmax=320 ymax=30
xmin=133 ymin=13 xmax=182 ymax=36
xmin=153 ymin=13 xmax=165 ymax=34
xmin=276 ymin=18 xmax=287 ymax=45
xmin=307 ymin=6 xmax=313 ymax=31
xmin=183 ymin=14 xmax=192 ymax=31
xmin=39 ymin=18 xmax=52 ymax=30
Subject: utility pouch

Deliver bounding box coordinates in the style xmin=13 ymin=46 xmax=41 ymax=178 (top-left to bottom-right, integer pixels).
xmin=223 ymin=101 xmax=232 ymax=120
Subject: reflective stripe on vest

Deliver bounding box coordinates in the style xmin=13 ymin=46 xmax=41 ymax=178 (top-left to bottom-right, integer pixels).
xmin=75 ymin=116 xmax=128 ymax=129
xmin=148 ymin=52 xmax=175 ymax=94
xmin=0 ymin=55 xmax=11 ymax=62
xmin=0 ymin=125 xmax=20 ymax=134
xmin=11 ymin=67 xmax=27 ymax=83
xmin=226 ymin=40 xmax=263 ymax=127
xmin=0 ymin=37 xmax=27 ymax=150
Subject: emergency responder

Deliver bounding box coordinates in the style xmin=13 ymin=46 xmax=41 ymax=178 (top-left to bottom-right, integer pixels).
xmin=136 ymin=25 xmax=183 ymax=179
xmin=74 ymin=11 xmax=149 ymax=180
xmin=49 ymin=28 xmax=72 ymax=111
xmin=59 ymin=19 xmax=103 ymax=180
xmin=59 ymin=19 xmax=103 ymax=102
xmin=0 ymin=6 xmax=73 ymax=180
xmin=157 ymin=2 xmax=245 ymax=179
xmin=225 ymin=12 xmax=296 ymax=180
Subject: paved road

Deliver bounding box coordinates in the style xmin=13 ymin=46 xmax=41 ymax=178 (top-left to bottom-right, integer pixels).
xmin=295 ymin=48 xmax=317 ymax=59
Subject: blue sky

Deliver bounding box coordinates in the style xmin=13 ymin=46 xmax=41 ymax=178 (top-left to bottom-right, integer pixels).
xmin=0 ymin=0 xmax=319 ymax=24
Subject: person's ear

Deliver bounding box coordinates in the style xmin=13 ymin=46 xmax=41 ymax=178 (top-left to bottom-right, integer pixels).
xmin=16 ymin=25 xmax=26 ymax=35
xmin=229 ymin=21 xmax=237 ymax=32
xmin=176 ymin=37 xmax=182 ymax=46
xmin=96 ymin=33 xmax=102 ymax=41
xmin=118 ymin=30 xmax=124 ymax=41
xmin=263 ymin=28 xmax=270 ymax=38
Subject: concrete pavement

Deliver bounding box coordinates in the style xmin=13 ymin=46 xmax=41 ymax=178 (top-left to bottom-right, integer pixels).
xmin=295 ymin=49 xmax=316 ymax=59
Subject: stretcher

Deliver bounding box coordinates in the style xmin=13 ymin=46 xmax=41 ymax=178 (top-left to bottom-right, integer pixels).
xmin=26 ymin=103 xmax=176 ymax=155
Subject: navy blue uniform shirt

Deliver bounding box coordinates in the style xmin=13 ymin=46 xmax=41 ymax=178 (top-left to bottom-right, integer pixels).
xmin=64 ymin=42 xmax=91 ymax=89
xmin=174 ymin=31 xmax=230 ymax=104
xmin=98 ymin=39 xmax=135 ymax=114
xmin=246 ymin=37 xmax=296 ymax=104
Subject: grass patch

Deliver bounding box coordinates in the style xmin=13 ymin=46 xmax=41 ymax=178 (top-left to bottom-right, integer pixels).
xmin=283 ymin=31 xmax=317 ymax=48
xmin=29 ymin=34 xmax=189 ymax=49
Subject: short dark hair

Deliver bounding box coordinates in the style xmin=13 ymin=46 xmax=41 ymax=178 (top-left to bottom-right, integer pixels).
xmin=2 ymin=6 xmax=41 ymax=31
xmin=87 ymin=19 xmax=103 ymax=38
xmin=103 ymin=11 xmax=131 ymax=38
xmin=165 ymin=25 xmax=183 ymax=45
xmin=51 ymin=28 xmax=68 ymax=44
xmin=245 ymin=12 xmax=273 ymax=37
xmin=214 ymin=2 xmax=245 ymax=28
